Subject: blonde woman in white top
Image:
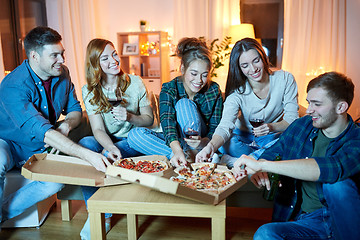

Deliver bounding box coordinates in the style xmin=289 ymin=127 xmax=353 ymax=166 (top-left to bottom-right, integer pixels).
xmin=196 ymin=38 xmax=299 ymax=167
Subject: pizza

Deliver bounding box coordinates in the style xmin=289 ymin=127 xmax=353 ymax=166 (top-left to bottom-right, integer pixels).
xmin=114 ymin=158 xmax=168 ymax=173
xmin=171 ymin=163 xmax=237 ymax=194
xmin=191 ymin=162 xmax=215 ymax=178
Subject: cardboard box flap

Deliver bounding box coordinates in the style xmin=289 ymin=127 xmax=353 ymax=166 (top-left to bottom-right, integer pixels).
xmin=106 ymin=163 xmax=247 ymax=205
xmin=22 ymin=153 xmax=127 ymax=187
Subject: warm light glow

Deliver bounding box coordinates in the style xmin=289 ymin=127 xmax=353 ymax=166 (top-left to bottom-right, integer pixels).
xmin=305 ymin=67 xmax=326 ymax=77
xmin=229 ymin=24 xmax=255 ymax=46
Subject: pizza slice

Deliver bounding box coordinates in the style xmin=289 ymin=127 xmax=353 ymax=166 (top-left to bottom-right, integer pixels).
xmin=213 ymin=169 xmax=237 ymax=193
xmin=115 ymin=158 xmax=135 ymax=170
xmin=191 ymin=162 xmax=216 ymax=179
xmin=114 ymin=158 xmax=169 ymax=173
xmin=174 ymin=166 xmax=193 ymax=177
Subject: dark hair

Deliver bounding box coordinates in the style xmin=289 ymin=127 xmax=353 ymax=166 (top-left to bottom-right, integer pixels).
xmin=176 ymin=37 xmax=212 ymax=73
xmin=24 ymin=26 xmax=62 ymax=57
xmin=307 ymin=71 xmax=354 ymax=107
xmin=225 ymin=38 xmax=271 ymax=98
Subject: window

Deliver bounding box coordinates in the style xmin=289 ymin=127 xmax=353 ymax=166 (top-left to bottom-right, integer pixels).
xmin=240 ymin=0 xmax=284 ymax=68
xmin=0 ymin=0 xmax=47 ymax=73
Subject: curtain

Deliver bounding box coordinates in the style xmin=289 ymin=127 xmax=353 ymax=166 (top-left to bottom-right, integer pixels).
xmin=0 ymin=34 xmax=5 ymax=81
xmin=282 ymin=0 xmax=346 ymax=107
xmin=174 ymin=0 xmax=233 ymax=41
xmin=46 ymin=0 xmax=98 ymax=102
xmin=173 ymin=0 xmax=234 ymax=91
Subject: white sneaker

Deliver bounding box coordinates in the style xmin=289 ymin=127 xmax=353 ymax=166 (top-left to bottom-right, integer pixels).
xmin=80 ymin=216 xmax=111 ymax=240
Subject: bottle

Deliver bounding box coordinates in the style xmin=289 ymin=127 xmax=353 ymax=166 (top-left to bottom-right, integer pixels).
xmin=263 ymin=155 xmax=281 ymax=201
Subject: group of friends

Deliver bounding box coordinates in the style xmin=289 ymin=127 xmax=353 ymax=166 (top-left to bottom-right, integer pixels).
xmin=0 ymin=26 xmax=359 ymax=240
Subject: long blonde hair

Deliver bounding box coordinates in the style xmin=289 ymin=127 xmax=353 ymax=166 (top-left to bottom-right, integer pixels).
xmin=85 ymin=38 xmax=130 ymax=113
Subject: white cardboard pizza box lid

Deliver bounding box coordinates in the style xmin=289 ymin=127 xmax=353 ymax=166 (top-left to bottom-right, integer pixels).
xmin=106 ymin=161 xmax=247 ymax=205
xmin=22 ymin=153 xmax=127 ymax=187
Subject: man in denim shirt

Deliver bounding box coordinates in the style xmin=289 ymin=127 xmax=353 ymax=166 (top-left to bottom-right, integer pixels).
xmin=232 ymin=72 xmax=360 ymax=240
xmin=0 ymin=27 xmax=110 ymax=227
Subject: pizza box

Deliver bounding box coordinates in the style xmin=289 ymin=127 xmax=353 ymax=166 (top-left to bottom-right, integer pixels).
xmin=106 ymin=163 xmax=247 ymax=205
xmin=21 ymin=153 xmax=128 ymax=187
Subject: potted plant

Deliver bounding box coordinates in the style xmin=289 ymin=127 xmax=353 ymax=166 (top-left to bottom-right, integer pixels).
xmin=199 ymin=36 xmax=232 ymax=79
xmin=140 ymin=20 xmax=147 ymax=32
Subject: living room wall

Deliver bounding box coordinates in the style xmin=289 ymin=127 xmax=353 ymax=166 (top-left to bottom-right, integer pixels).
xmin=45 ymin=0 xmax=360 ymax=119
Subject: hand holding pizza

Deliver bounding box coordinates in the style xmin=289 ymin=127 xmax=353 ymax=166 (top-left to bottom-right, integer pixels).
xmin=232 ymin=154 xmax=262 ymax=181
xmin=103 ymin=146 xmax=122 ymax=162
xmin=195 ymin=142 xmax=214 ymax=163
xmin=250 ymin=172 xmax=271 ymax=190
xmin=170 ymin=150 xmax=188 ymax=168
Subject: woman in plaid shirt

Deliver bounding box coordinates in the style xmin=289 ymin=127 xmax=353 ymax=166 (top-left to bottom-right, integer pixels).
xmin=128 ymin=37 xmax=223 ymax=167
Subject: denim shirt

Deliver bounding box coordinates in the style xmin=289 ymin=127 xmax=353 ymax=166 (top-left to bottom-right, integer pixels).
xmin=260 ymin=115 xmax=360 ymax=222
xmin=0 ymin=60 xmax=81 ymax=166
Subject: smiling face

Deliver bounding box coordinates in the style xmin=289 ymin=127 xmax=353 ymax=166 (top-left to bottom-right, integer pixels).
xmin=306 ymin=87 xmax=340 ymax=131
xmin=239 ymin=49 xmax=265 ymax=83
xmin=181 ymin=59 xmax=209 ymax=98
xmin=99 ymin=44 xmax=121 ymax=77
xmin=32 ymin=43 xmax=65 ymax=80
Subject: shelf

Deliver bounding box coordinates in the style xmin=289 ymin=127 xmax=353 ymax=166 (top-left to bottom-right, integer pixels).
xmin=117 ymin=31 xmax=170 ymax=95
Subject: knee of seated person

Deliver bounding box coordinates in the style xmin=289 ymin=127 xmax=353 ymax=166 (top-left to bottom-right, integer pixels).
xmin=78 ymin=136 xmax=95 ymax=148
xmin=128 ymin=127 xmax=148 ymax=139
xmin=0 ymin=140 xmax=12 ymax=172
xmin=41 ymin=181 xmax=64 ymax=192
xmin=175 ymin=98 xmax=196 ymax=110
xmin=254 ymin=223 xmax=279 ymax=240
xmin=323 ymin=179 xmax=357 ymax=202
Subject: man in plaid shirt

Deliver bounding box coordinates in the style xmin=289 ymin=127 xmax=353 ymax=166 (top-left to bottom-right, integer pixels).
xmin=232 ymin=72 xmax=360 ymax=240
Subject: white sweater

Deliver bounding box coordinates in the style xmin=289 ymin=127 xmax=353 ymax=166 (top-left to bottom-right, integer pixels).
xmin=214 ymin=70 xmax=299 ymax=142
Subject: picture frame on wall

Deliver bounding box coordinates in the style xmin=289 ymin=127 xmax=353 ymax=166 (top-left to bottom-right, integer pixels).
xmin=123 ymin=43 xmax=138 ymax=55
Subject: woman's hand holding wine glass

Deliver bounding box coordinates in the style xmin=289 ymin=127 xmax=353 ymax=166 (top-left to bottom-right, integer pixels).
xmin=183 ymin=121 xmax=201 ymax=149
xmin=107 ymin=88 xmax=127 ymax=124
xmin=248 ymin=108 xmax=265 ymax=147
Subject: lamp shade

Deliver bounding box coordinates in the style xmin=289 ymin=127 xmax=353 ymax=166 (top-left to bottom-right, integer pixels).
xmin=229 ymin=24 xmax=255 ymax=43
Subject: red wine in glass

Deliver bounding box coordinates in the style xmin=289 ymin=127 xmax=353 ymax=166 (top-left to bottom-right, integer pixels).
xmin=108 ymin=98 xmax=122 ymax=107
xmin=248 ymin=108 xmax=265 ymax=147
xmin=184 ymin=128 xmax=199 ymax=138
xmin=250 ymin=119 xmax=264 ymax=128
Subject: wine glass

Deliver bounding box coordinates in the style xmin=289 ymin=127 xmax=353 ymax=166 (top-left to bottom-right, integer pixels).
xmin=107 ymin=88 xmax=122 ymax=107
xmin=183 ymin=121 xmax=200 ymax=139
xmin=248 ymin=108 xmax=265 ymax=147
xmin=106 ymin=88 xmax=123 ymax=124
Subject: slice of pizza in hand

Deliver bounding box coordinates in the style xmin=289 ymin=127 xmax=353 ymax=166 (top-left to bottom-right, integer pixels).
xmin=191 ymin=162 xmax=216 ymax=179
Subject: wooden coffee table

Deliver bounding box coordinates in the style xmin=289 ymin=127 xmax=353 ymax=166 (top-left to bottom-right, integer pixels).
xmin=87 ymin=184 xmax=226 ymax=240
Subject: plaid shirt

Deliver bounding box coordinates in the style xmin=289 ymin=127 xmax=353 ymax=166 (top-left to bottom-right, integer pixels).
xmin=159 ymin=77 xmax=223 ymax=146
xmin=260 ymin=115 xmax=360 ymax=222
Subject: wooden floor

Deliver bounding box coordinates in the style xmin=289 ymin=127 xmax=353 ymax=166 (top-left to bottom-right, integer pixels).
xmin=0 ymin=199 xmax=272 ymax=240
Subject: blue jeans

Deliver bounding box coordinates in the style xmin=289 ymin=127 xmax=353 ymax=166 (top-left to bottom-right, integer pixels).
xmin=218 ymin=129 xmax=280 ymax=167
xmin=127 ymin=98 xmax=206 ymax=159
xmin=323 ymin=178 xmax=360 ymax=240
xmin=254 ymin=207 xmax=334 ymax=240
xmin=78 ymin=136 xmax=142 ymax=158
xmin=0 ymin=139 xmax=64 ymax=225
xmin=78 ymin=135 xmax=142 ymax=209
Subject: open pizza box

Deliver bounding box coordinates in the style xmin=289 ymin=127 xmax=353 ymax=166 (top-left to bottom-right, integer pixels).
xmin=106 ymin=161 xmax=247 ymax=205
xmin=21 ymin=153 xmax=128 ymax=187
